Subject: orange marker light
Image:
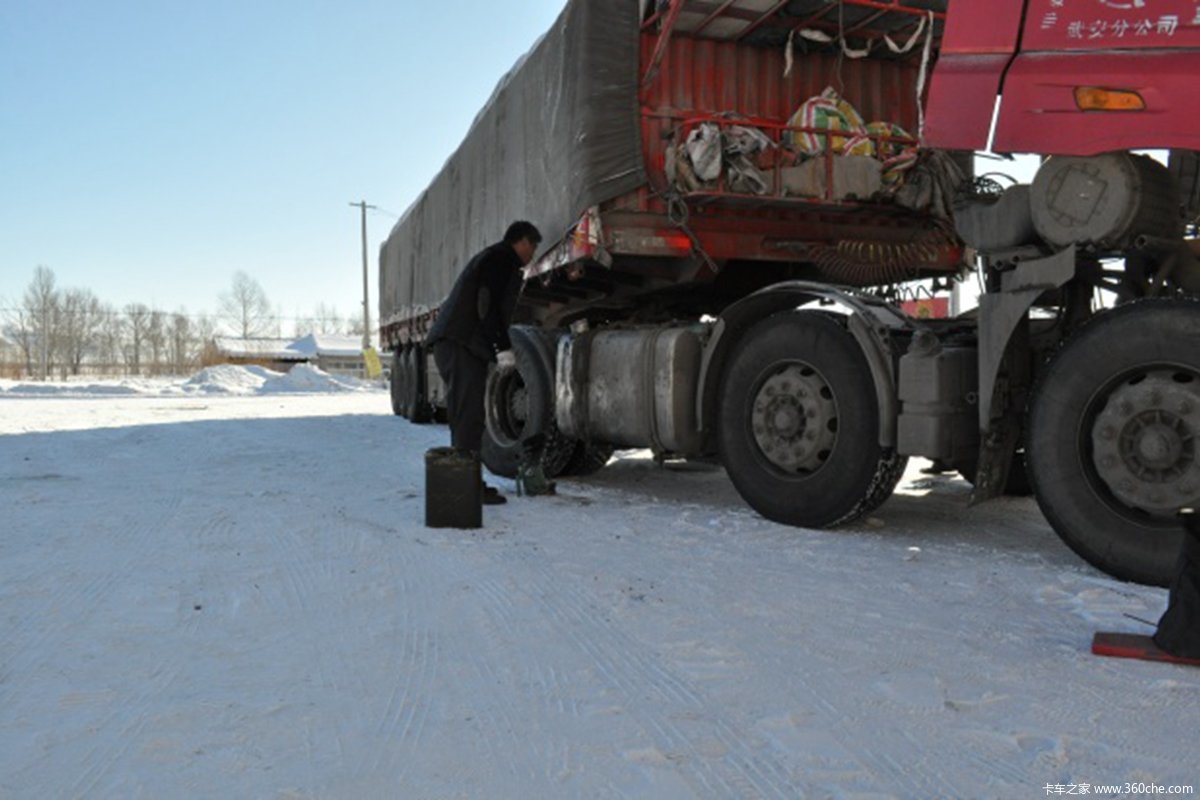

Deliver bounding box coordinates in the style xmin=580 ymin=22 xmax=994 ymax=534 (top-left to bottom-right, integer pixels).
xmin=1074 ymin=86 xmax=1146 ymax=112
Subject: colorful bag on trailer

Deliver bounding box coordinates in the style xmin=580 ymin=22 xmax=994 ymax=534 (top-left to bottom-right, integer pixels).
xmin=784 ymin=87 xmax=868 ymax=156
xmin=866 ymin=121 xmax=913 ymax=160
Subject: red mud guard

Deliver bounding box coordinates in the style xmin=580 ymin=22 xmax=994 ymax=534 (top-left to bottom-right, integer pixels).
xmin=1092 ymin=632 xmax=1200 ymax=668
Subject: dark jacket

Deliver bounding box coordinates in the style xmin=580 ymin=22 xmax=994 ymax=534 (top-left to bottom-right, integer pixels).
xmin=427 ymin=241 xmax=522 ymax=362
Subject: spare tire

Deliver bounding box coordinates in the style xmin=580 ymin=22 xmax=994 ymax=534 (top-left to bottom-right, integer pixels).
xmin=481 ymin=328 xmax=575 ymax=479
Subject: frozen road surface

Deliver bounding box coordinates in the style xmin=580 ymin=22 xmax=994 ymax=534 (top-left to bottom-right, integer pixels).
xmin=2 ymin=368 xmax=1197 ymax=798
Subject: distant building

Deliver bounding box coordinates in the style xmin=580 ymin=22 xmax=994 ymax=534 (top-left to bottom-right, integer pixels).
xmin=205 ymin=337 xmax=308 ymax=373
xmin=204 ymin=333 xmax=368 ymax=378
xmin=288 ymin=334 xmax=368 ymax=378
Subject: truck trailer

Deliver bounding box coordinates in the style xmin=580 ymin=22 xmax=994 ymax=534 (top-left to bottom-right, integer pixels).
xmin=380 ymin=0 xmax=1200 ymax=587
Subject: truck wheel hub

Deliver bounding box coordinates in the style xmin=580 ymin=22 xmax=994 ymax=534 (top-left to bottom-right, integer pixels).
xmin=509 ymin=386 xmax=528 ymax=425
xmin=488 ymin=369 xmax=529 ymax=444
xmin=1092 ymin=370 xmax=1200 ymax=514
xmin=751 ymin=364 xmax=837 ymax=473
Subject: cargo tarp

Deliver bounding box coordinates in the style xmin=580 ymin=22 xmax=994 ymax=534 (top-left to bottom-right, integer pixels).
xmin=380 ymin=0 xmax=646 ymax=326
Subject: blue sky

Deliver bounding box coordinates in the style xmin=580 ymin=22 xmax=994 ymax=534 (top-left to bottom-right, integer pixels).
xmin=1 ymin=0 xmax=568 ymax=331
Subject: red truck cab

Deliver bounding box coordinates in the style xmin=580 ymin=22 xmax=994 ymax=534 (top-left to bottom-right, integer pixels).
xmin=925 ymin=0 xmax=1200 ymax=154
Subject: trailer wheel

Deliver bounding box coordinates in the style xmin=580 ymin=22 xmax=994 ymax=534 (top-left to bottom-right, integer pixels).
xmin=1027 ymin=299 xmax=1200 ymax=586
xmin=481 ymin=345 xmax=575 ymax=479
xmin=718 ymin=311 xmax=905 ymax=528
xmin=391 ymin=346 xmax=410 ymax=418
xmin=406 ymin=345 xmax=433 ymax=424
xmin=559 ymin=441 xmax=616 ymax=477
xmin=388 ymin=348 xmax=402 ymax=416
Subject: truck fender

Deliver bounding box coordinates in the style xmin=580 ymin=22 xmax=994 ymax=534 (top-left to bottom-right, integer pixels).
xmin=975 ymin=246 xmax=1077 ymax=428
xmin=698 ymin=281 xmax=914 ymax=449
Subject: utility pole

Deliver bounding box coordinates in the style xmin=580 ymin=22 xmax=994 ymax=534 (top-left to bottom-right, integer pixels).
xmin=349 ymin=200 xmax=377 ymax=350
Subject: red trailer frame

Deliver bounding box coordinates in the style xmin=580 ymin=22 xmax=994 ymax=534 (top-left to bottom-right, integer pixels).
xmin=522 ymin=3 xmax=965 ymax=317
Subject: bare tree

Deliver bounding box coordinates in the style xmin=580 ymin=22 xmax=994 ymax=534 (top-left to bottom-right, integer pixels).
xmin=218 ymin=272 xmax=273 ymax=339
xmin=20 ymin=266 xmax=60 ymax=380
xmin=96 ymin=305 xmax=125 ymax=374
xmin=167 ymin=311 xmax=197 ymax=375
xmin=58 ymin=288 xmax=103 ymax=377
xmin=295 ymin=302 xmax=345 ymax=336
xmin=124 ymin=303 xmax=153 ymax=375
xmin=145 ymin=310 xmax=166 ymax=375
xmin=4 ymin=304 xmax=37 ymax=378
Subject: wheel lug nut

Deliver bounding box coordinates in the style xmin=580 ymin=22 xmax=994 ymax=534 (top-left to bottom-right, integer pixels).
xmin=1101 ymin=455 xmax=1117 ymax=468
xmin=1100 ymin=426 xmax=1116 ymax=441
xmin=1119 ymin=401 xmax=1134 ymax=416
xmin=1149 ymin=391 xmax=1163 ymax=406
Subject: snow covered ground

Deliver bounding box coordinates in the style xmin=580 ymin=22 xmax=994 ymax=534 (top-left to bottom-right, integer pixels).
xmin=1 ymin=366 xmax=1196 ymax=798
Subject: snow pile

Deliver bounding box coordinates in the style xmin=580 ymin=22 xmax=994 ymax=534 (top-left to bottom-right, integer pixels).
xmin=181 ymin=364 xmax=276 ymax=395
xmin=182 ymin=364 xmax=372 ymax=395
xmin=258 ymin=363 xmax=371 ymax=394
xmin=1 ymin=378 xmax=152 ymax=397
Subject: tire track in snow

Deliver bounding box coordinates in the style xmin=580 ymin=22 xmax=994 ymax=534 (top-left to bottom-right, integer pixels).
xmin=492 ymin=556 xmax=806 ymax=799
xmin=0 ymin=430 xmax=191 ymax=708
xmin=259 ymin=505 xmax=442 ymax=790
xmin=716 ymin=585 xmax=997 ymax=797
xmin=59 ymin=503 xmax=237 ymax=796
xmin=65 ymin=660 xmax=186 ymax=798
xmin=464 ymin=575 xmax=581 ymax=787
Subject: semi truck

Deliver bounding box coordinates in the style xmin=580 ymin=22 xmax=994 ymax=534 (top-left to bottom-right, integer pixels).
xmin=380 ymin=0 xmax=1200 ymax=587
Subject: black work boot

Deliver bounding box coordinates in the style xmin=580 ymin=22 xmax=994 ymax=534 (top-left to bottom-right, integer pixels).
xmin=1153 ymin=510 xmax=1200 ymax=658
xmin=483 ymin=483 xmax=507 ymax=505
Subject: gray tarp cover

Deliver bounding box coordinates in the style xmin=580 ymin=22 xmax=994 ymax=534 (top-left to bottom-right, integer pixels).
xmin=379 ymin=0 xmax=646 ymax=325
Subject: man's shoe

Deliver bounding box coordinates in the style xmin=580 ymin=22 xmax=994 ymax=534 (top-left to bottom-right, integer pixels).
xmin=483 ymin=484 xmax=507 ymax=505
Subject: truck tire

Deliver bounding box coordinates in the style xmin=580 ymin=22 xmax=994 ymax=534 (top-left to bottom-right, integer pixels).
xmin=559 ymin=440 xmax=616 ymax=477
xmin=406 ymin=345 xmax=433 ymax=424
xmin=391 ymin=346 xmax=409 ymax=418
xmin=1027 ymin=299 xmax=1200 ymax=586
xmin=481 ymin=343 xmax=575 ymax=480
xmin=718 ymin=310 xmax=906 ymax=528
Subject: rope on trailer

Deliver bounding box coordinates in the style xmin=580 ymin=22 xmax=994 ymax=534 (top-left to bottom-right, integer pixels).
xmin=663 ymin=187 xmax=722 ymax=277
xmin=916 ymin=10 xmax=935 ymax=139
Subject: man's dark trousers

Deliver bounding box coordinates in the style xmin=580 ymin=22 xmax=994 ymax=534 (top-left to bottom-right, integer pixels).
xmin=433 ymin=340 xmax=489 ymax=453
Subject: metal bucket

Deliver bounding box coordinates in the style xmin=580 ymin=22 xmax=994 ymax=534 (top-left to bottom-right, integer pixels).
xmin=425 ymin=447 xmax=482 ymax=529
